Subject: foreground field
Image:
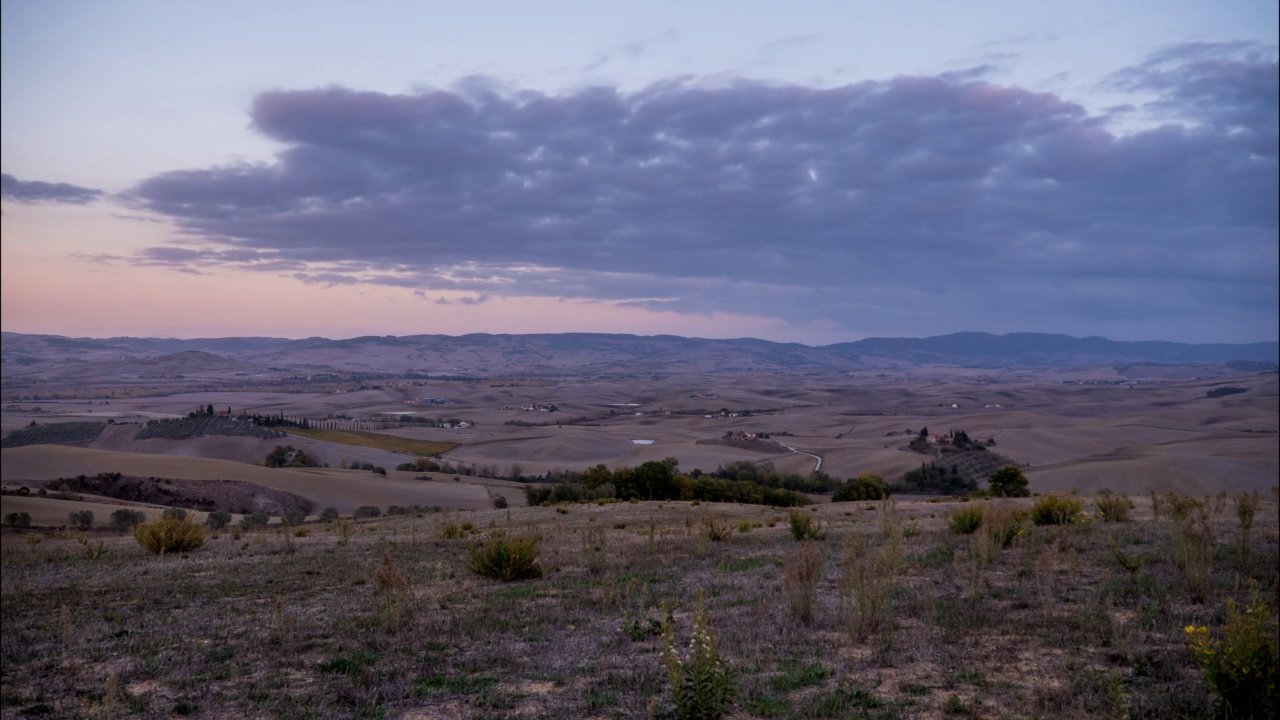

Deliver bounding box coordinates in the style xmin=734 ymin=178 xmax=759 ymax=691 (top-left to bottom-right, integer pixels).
xmin=2 ymin=493 xmax=1275 ymax=719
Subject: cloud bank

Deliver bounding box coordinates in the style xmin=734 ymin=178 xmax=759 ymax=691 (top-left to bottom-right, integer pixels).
xmin=2 ymin=174 xmax=104 ymax=204
xmin=123 ymin=42 xmax=1278 ymax=340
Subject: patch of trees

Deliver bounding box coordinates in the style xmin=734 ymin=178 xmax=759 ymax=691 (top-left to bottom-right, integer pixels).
xmin=1205 ymin=386 xmax=1248 ymax=398
xmin=263 ymin=445 xmax=320 ymax=468
xmin=1 ymin=421 xmax=106 ymax=448
xmin=704 ymin=460 xmax=841 ymax=494
xmin=522 ymin=459 xmax=810 ymax=508
xmin=889 ymin=462 xmax=979 ymax=495
xmin=137 ymin=415 xmax=284 ymax=441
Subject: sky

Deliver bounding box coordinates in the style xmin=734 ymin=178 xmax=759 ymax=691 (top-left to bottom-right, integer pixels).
xmin=2 ymin=1 xmax=1276 ymax=345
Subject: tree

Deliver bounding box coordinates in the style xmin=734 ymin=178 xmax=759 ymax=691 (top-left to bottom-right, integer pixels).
xmin=989 ymin=466 xmax=1030 ymax=497
xmin=833 ymin=472 xmax=887 ymax=502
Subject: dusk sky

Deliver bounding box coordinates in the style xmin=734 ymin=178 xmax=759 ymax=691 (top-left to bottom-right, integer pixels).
xmin=2 ymin=1 xmax=1276 ymax=345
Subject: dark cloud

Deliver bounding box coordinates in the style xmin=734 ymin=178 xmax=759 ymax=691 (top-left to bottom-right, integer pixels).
xmin=2 ymin=174 xmax=104 ymax=204
xmin=124 ymin=43 xmax=1278 ymax=340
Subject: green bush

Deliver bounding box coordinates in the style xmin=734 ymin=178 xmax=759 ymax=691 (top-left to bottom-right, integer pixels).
xmin=133 ymin=514 xmax=207 ymax=554
xmin=789 ymin=510 xmax=826 ymax=541
xmin=3 ymin=512 xmax=32 ymax=528
xmin=68 ymin=510 xmax=94 ymax=530
xmin=204 ymin=510 xmax=232 ymax=530
xmin=466 ymin=533 xmax=543 ymax=581
xmin=949 ymin=505 xmax=984 ymax=534
xmin=1030 ymin=493 xmax=1085 ymax=526
xmin=354 ymin=505 xmax=382 ymax=519
xmin=319 ymin=507 xmax=340 ymax=522
xmin=1094 ymin=490 xmax=1134 ymax=522
xmin=162 ymin=507 xmax=188 ymax=521
xmin=109 ymin=509 xmax=146 ymax=531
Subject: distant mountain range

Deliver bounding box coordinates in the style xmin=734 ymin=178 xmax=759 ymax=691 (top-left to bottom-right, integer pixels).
xmin=2 ymin=331 xmax=1276 ymax=374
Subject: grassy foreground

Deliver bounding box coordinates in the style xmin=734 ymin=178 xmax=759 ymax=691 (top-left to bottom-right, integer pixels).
xmin=281 ymin=427 xmax=456 ymax=458
xmin=1 ymin=494 xmax=1276 ymax=719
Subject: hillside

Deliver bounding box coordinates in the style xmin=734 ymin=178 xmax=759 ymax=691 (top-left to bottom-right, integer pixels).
xmin=4 ymin=331 xmax=1276 ymax=375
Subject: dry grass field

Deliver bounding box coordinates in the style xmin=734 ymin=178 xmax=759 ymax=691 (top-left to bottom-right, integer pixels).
xmin=1 ymin=492 xmax=1276 ymax=719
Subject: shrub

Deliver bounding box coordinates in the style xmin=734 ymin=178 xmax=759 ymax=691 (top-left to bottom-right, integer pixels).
xmin=319 ymin=507 xmax=340 ymax=522
xmin=662 ymin=590 xmax=734 ymax=720
xmin=239 ymin=511 xmax=269 ymax=530
xmin=162 ymin=507 xmax=188 ymax=521
xmin=1094 ymin=490 xmax=1134 ymax=522
xmin=3 ymin=512 xmax=32 ymax=528
xmin=68 ymin=510 xmax=94 ymax=530
xmin=788 ymin=510 xmax=825 ymax=541
xmin=354 ymin=505 xmax=382 ymax=519
xmin=204 ymin=510 xmax=232 ymax=530
xmin=1186 ymin=587 xmax=1278 ymax=719
xmin=982 ymin=503 xmax=1027 ymax=549
xmin=109 ymin=509 xmax=146 ymax=532
xmin=467 ymin=533 xmax=543 ymax=581
xmin=988 ymin=466 xmax=1030 ymax=497
xmin=132 ymin=515 xmax=207 ymax=554
xmin=282 ymin=507 xmax=307 ymax=526
xmin=1030 ymin=493 xmax=1085 ymax=525
xmin=949 ymin=505 xmax=984 ymax=535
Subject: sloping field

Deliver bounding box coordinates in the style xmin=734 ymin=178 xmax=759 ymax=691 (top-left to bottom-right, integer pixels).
xmin=281 ymin=427 xmax=455 ymax=456
xmin=1027 ymin=435 xmax=1278 ymax=495
xmin=1 ymin=446 xmax=497 ymax=512
xmin=0 ymin=495 xmax=177 ymax=528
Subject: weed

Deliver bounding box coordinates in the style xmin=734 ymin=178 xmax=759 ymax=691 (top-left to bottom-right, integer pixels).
xmin=132 ymin=514 xmax=207 ymax=554
xmin=1031 ymin=494 xmax=1086 ymax=526
xmin=788 ymin=510 xmax=826 ymax=541
xmin=840 ymin=532 xmax=897 ymax=642
xmin=1094 ymin=490 xmax=1134 ymax=522
xmin=662 ymin=590 xmax=734 ymax=720
xmin=701 ymin=514 xmax=731 ymax=543
xmin=950 ymin=505 xmax=984 ymax=535
xmin=77 ymin=535 xmax=107 ymax=560
xmin=783 ymin=541 xmax=824 ymax=625
xmin=467 ymin=533 xmax=544 ymax=581
xmin=1234 ymin=490 xmax=1260 ymax=571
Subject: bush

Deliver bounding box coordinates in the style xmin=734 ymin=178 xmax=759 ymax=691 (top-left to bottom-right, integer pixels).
xmin=133 ymin=515 xmax=207 ymax=554
xmin=354 ymin=505 xmax=382 ymax=519
xmin=833 ymin=473 xmax=888 ymax=502
xmin=204 ymin=510 xmax=232 ymax=530
xmin=789 ymin=510 xmax=826 ymax=541
xmin=3 ymin=512 xmax=32 ymax=528
xmin=109 ymin=509 xmax=146 ymax=531
xmin=1094 ymin=490 xmax=1134 ymax=522
xmin=1186 ymin=587 xmax=1278 ymax=718
xmin=68 ymin=510 xmax=94 ymax=530
xmin=466 ymin=533 xmax=543 ymax=581
xmin=282 ymin=507 xmax=307 ymax=526
xmin=949 ymin=505 xmax=984 ymax=534
xmin=988 ymin=466 xmax=1030 ymax=497
xmin=239 ymin=511 xmax=270 ymax=530
xmin=1030 ymin=493 xmax=1086 ymax=526
xmin=162 ymin=507 xmax=188 ymax=521
xmin=319 ymin=507 xmax=340 ymax=522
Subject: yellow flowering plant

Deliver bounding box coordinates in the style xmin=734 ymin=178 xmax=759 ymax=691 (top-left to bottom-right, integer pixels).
xmin=1185 ymin=586 xmax=1278 ymax=718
